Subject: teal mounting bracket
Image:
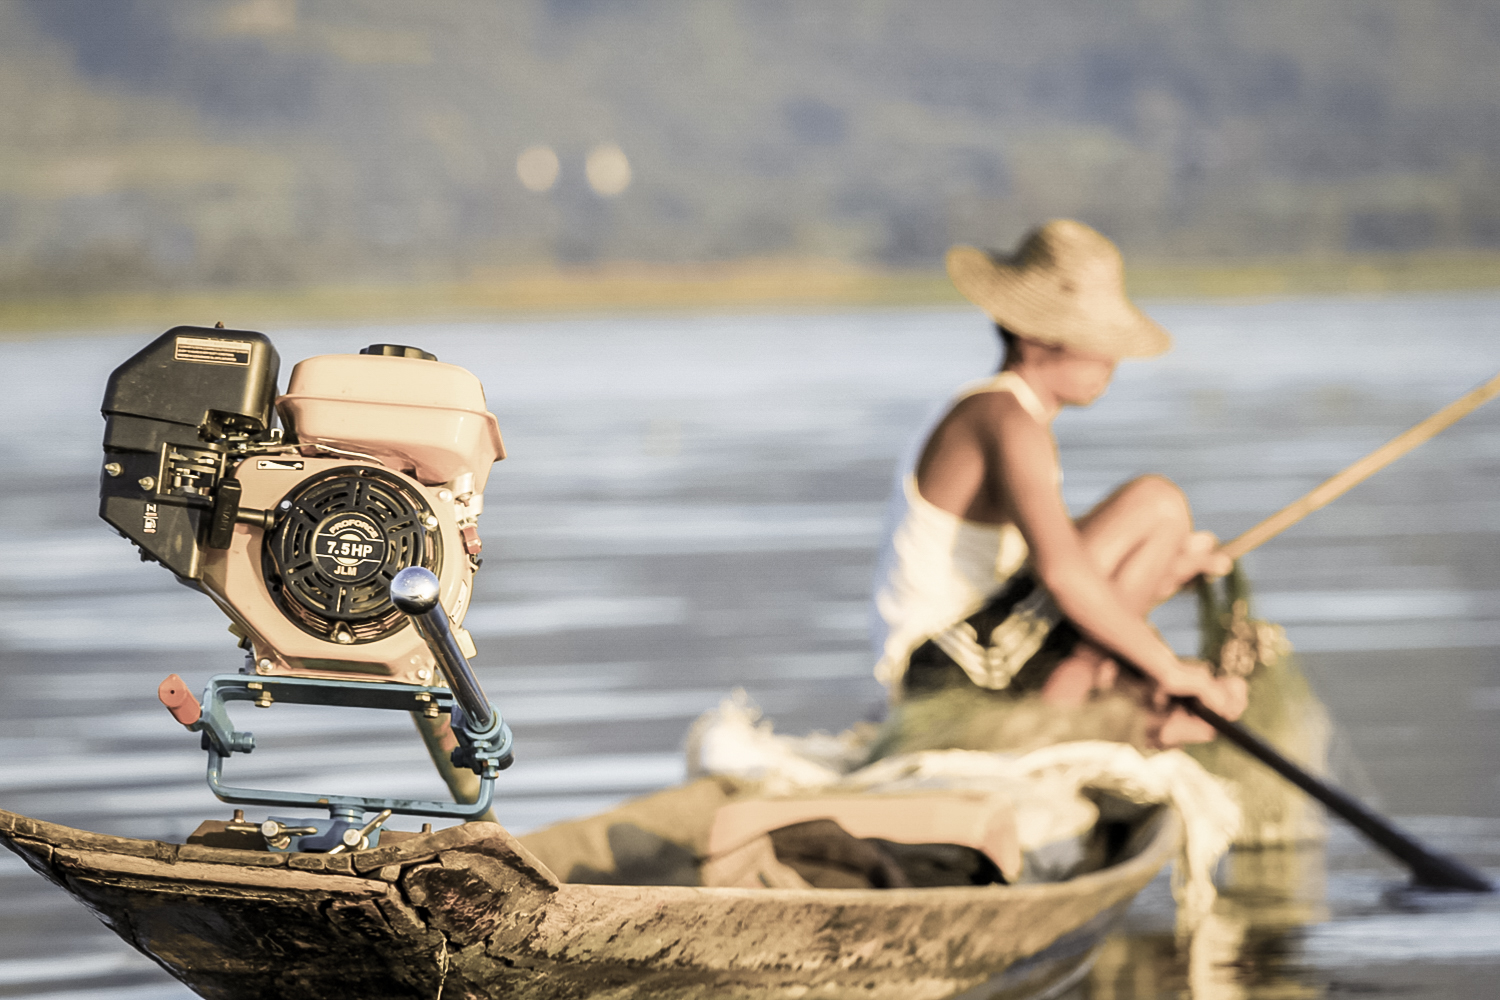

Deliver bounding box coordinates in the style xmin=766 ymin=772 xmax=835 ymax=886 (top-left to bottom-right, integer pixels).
xmin=188 ymin=673 xmax=511 ymax=822
xmin=158 ymin=567 xmax=515 ymax=853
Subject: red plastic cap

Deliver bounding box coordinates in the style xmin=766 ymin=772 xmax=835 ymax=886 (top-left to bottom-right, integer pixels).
xmin=158 ymin=674 xmax=202 ymax=727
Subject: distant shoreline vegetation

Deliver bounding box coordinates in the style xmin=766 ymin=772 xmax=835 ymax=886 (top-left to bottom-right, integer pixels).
xmin=4 ymin=252 xmax=1500 ymax=337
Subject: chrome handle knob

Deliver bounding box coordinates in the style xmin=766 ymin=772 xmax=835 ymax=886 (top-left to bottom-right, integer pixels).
xmin=390 ymin=566 xmax=496 ymax=733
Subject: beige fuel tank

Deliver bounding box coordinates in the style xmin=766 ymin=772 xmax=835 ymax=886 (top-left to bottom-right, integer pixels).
xmin=276 ymin=352 xmax=505 ymax=488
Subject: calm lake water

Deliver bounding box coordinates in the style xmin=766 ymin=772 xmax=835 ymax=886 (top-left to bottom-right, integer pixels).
xmin=1 ymin=296 xmax=1498 ymax=999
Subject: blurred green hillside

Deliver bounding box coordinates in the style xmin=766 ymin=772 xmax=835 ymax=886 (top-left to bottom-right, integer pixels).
xmin=4 ymin=0 xmax=1500 ymax=323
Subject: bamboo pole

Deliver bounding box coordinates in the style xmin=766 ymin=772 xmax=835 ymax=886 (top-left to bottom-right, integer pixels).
xmin=1220 ymin=370 xmax=1500 ymax=561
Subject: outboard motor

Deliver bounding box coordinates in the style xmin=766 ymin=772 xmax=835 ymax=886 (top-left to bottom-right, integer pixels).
xmin=101 ymin=326 xmax=513 ymax=852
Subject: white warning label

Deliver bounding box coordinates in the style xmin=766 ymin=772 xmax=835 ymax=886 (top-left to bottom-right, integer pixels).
xmin=174 ymin=336 xmax=253 ymax=367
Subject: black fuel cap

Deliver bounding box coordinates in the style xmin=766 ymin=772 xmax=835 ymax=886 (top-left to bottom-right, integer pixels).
xmin=360 ymin=344 xmax=437 ymax=361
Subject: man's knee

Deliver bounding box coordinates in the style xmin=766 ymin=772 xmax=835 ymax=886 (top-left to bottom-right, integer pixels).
xmin=1119 ymin=474 xmax=1191 ymax=530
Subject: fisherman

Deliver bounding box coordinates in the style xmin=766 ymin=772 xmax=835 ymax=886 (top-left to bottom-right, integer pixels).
xmin=871 ymin=219 xmax=1247 ymax=748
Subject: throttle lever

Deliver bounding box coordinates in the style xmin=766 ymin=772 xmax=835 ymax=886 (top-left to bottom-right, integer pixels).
xmin=390 ymin=567 xmax=513 ymax=777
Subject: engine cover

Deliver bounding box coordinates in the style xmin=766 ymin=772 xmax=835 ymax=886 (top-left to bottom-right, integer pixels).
xmin=199 ymin=456 xmax=479 ymax=685
xmin=265 ymin=466 xmax=440 ymax=645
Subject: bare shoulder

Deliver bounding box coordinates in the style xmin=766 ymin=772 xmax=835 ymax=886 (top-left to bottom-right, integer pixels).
xmin=958 ymin=388 xmax=1060 ymax=488
xmin=917 ymin=387 xmax=1055 ymax=521
xmin=948 ymin=388 xmax=1045 ymax=445
xmin=918 ymin=388 xmax=1047 ymax=474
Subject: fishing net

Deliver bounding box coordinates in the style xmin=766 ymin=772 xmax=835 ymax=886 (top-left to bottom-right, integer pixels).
xmin=1187 ymin=564 xmax=1332 ymax=847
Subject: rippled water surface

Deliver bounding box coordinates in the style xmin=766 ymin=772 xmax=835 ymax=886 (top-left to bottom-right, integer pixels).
xmin=1 ymin=296 xmax=1498 ymax=999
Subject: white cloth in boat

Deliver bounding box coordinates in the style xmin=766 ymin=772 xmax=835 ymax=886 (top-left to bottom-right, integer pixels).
xmin=870 ymin=370 xmax=1063 ymax=694
xmin=687 ymin=693 xmax=1240 ymax=928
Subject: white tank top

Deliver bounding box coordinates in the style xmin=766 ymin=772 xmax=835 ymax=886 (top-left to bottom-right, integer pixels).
xmin=869 ymin=371 xmax=1050 ymax=690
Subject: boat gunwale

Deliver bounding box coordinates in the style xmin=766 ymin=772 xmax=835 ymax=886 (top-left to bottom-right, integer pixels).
xmin=1 ymin=802 xmax=1178 ymax=908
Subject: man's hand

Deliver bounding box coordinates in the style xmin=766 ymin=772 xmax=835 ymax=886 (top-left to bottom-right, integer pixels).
xmin=1146 ymin=657 xmax=1248 ymax=747
xmin=1157 ymin=657 xmax=1247 ymax=715
xmin=1183 ymin=529 xmax=1232 ymax=577
xmin=1157 ymin=530 xmax=1232 ymax=603
xmin=1197 ymin=532 xmax=1234 ymax=579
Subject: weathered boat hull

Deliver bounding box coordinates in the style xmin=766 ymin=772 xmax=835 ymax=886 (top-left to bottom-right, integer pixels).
xmin=0 ymin=805 xmax=1175 ymax=1000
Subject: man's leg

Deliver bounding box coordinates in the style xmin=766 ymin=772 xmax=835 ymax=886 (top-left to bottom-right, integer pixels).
xmin=1073 ymin=474 xmax=1204 ymax=612
xmin=1039 ymin=475 xmax=1220 ymax=744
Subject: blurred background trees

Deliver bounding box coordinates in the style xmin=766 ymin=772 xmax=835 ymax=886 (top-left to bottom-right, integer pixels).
xmin=3 ymin=0 xmax=1499 ymax=302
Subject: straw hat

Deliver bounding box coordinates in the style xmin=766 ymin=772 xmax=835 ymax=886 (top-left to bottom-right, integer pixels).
xmin=946 ymin=219 xmax=1171 ymax=358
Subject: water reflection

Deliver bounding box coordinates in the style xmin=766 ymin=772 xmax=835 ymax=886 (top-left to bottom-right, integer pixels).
xmin=1090 ymin=843 xmax=1328 ymax=999
xmin=1087 ymin=819 xmax=1500 ymax=1000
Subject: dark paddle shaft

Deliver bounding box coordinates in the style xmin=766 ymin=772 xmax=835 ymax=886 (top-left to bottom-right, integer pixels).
xmin=1181 ymin=696 xmax=1493 ymax=892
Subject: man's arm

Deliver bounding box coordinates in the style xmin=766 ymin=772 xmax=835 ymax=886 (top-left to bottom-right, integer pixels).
xmin=978 ymin=393 xmax=1242 ymax=715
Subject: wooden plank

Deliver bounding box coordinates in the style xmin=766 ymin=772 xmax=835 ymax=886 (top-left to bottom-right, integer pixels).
xmin=53 ymin=848 xmax=391 ymax=897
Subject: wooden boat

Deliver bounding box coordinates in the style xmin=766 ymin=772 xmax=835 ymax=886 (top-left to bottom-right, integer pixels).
xmin=0 ymin=779 xmax=1177 ymax=1000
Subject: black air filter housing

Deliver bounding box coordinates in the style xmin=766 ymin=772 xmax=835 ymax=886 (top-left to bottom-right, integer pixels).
xmin=100 ymin=327 xmax=280 ymax=580
xmin=102 ymin=326 xmax=280 ymax=452
xmin=264 ymin=467 xmax=441 ymax=645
